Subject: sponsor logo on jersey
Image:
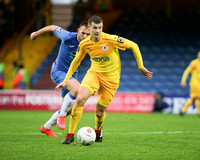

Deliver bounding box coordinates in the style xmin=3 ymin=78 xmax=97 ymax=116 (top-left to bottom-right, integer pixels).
xmin=92 ymin=57 xmax=109 ymax=63
xmin=72 ymin=52 xmax=76 ymax=58
xmin=69 ymin=52 xmax=76 ymax=59
xmin=69 ymin=45 xmax=75 ymax=48
xmin=117 ymin=37 xmax=124 ymax=43
xmin=103 ymin=45 xmax=108 ymax=51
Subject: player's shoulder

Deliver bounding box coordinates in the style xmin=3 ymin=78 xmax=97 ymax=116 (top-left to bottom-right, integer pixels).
xmin=191 ymin=59 xmax=198 ymax=64
xmin=102 ymin=32 xmax=124 ymax=43
xmin=55 ymin=27 xmax=75 ymax=34
xmin=189 ymin=59 xmax=199 ymax=67
xmin=102 ymin=32 xmax=118 ymax=40
xmin=79 ymin=36 xmax=90 ymax=46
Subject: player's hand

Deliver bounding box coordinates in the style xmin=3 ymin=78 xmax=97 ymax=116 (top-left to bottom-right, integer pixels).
xmin=180 ymin=82 xmax=186 ymax=88
xmin=139 ymin=67 xmax=153 ymax=79
xmin=30 ymin=32 xmax=37 ymax=40
xmin=55 ymin=81 xmax=67 ymax=91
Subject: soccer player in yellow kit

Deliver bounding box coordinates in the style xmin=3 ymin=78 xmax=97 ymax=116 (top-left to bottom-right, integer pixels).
xmin=56 ymin=16 xmax=153 ymax=144
xmin=180 ymin=51 xmax=200 ymax=116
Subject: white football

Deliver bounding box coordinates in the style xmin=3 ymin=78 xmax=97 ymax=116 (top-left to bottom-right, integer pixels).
xmin=77 ymin=127 xmax=96 ymax=145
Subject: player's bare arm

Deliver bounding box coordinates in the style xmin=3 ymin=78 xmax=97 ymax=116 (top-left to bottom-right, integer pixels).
xmin=30 ymin=25 xmax=58 ymax=40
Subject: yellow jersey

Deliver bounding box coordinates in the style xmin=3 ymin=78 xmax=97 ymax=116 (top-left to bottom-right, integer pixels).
xmin=64 ymin=32 xmax=144 ymax=83
xmin=181 ymin=59 xmax=200 ymax=86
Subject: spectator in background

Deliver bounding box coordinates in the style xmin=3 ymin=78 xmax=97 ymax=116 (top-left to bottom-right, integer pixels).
xmin=0 ymin=0 xmax=14 ymax=48
xmin=73 ymin=0 xmax=87 ymax=23
xmin=3 ymin=0 xmax=14 ymax=36
xmin=180 ymin=51 xmax=200 ymax=116
xmin=0 ymin=6 xmax=6 ymax=47
xmin=13 ymin=64 xmax=28 ymax=90
xmin=12 ymin=61 xmax=19 ymax=77
xmin=153 ymin=92 xmax=164 ymax=112
xmin=0 ymin=58 xmax=5 ymax=89
xmin=93 ymin=0 xmax=114 ymax=12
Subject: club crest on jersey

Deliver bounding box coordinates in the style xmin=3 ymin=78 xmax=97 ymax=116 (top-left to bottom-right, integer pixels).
xmin=103 ymin=45 xmax=108 ymax=51
xmin=57 ymin=28 xmax=62 ymax=33
xmin=117 ymin=37 xmax=124 ymax=43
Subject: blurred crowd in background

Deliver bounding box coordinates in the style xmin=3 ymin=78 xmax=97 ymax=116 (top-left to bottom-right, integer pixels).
xmin=0 ymin=0 xmax=199 ymax=92
xmin=0 ymin=0 xmax=14 ymax=47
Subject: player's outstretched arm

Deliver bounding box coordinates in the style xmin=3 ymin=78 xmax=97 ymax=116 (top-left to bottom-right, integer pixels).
xmin=180 ymin=65 xmax=191 ymax=88
xmin=139 ymin=67 xmax=153 ymax=79
xmin=30 ymin=25 xmax=58 ymax=40
xmin=55 ymin=81 xmax=67 ymax=92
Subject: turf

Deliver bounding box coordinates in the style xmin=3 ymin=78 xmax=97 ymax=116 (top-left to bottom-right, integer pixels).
xmin=0 ymin=110 xmax=200 ymax=160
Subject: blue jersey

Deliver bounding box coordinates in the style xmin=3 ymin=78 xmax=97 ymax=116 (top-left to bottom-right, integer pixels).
xmin=51 ymin=27 xmax=79 ymax=73
xmin=50 ymin=27 xmax=79 ymax=97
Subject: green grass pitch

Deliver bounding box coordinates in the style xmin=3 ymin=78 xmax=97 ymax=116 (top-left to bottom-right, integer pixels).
xmin=0 ymin=110 xmax=200 ymax=160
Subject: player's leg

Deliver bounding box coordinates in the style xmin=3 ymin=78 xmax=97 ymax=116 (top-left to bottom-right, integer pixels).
xmin=57 ymin=78 xmax=80 ymax=130
xmin=62 ymin=71 xmax=99 ymax=144
xmin=180 ymin=98 xmax=194 ymax=116
xmin=62 ymin=86 xmax=92 ymax=144
xmin=51 ymin=69 xmax=79 ymax=129
xmin=40 ymin=108 xmax=72 ymax=137
xmin=194 ymin=85 xmax=200 ymax=116
xmin=95 ymin=80 xmax=118 ymax=142
xmin=40 ymin=70 xmax=75 ymax=136
xmin=95 ymin=103 xmax=106 ymax=142
xmin=40 ymin=110 xmax=59 ymax=137
xmin=194 ymin=98 xmax=200 ymax=116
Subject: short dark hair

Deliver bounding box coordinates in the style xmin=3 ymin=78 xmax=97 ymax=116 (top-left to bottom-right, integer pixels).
xmin=79 ymin=21 xmax=88 ymax=28
xmin=88 ymin=16 xmax=103 ymax=26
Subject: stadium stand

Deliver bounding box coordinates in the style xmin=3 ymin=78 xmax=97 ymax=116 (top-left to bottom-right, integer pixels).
xmin=30 ymin=40 xmax=60 ymax=88
xmin=29 ymin=8 xmax=199 ymax=97
xmin=1 ymin=35 xmax=58 ymax=89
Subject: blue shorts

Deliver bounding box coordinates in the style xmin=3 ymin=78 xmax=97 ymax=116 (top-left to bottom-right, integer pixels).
xmin=51 ymin=69 xmax=78 ymax=98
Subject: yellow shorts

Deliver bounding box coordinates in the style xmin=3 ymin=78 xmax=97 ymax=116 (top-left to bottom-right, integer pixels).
xmin=190 ymin=83 xmax=200 ymax=98
xmin=81 ymin=70 xmax=119 ymax=107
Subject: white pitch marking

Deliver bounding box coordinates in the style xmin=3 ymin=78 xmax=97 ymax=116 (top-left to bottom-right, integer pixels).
xmin=104 ymin=131 xmax=200 ymax=135
xmin=1 ymin=131 xmax=200 ymax=135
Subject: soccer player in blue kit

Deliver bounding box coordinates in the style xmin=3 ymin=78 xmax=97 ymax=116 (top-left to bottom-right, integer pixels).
xmin=30 ymin=21 xmax=90 ymax=137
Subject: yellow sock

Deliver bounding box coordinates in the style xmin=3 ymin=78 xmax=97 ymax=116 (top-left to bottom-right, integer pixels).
xmin=95 ymin=112 xmax=106 ymax=130
xmin=182 ymin=99 xmax=193 ymax=113
xmin=195 ymin=99 xmax=200 ymax=115
xmin=69 ymin=105 xmax=84 ymax=133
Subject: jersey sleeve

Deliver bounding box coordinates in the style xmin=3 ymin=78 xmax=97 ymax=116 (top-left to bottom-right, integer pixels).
xmin=181 ymin=61 xmax=193 ymax=83
xmin=112 ymin=35 xmax=144 ymax=69
xmin=112 ymin=35 xmax=128 ymax=51
xmin=123 ymin=39 xmax=144 ymax=69
xmin=54 ymin=27 xmax=74 ymax=41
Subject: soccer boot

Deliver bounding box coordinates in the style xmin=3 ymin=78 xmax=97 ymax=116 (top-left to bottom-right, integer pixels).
xmin=95 ymin=127 xmax=103 ymax=142
xmin=57 ymin=115 xmax=66 ymax=130
xmin=179 ymin=111 xmax=184 ymax=116
xmin=40 ymin=125 xmax=58 ymax=137
xmin=62 ymin=133 xmax=74 ymax=144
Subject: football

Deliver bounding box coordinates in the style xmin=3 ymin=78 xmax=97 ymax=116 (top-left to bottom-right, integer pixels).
xmin=77 ymin=127 xmax=96 ymax=145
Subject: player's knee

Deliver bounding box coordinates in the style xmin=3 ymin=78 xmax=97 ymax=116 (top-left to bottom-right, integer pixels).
xmin=69 ymin=81 xmax=80 ymax=97
xmin=70 ymin=87 xmax=79 ymax=97
xmin=76 ymin=95 xmax=86 ymax=106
